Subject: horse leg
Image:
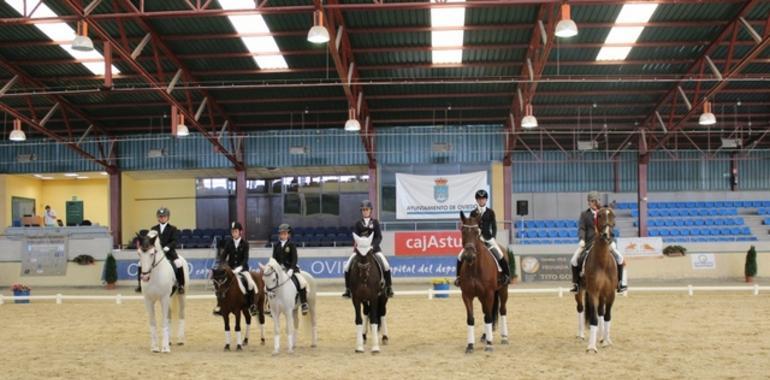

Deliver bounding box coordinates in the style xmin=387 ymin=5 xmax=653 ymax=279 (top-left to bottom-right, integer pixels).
xmin=482 ymin=292 xmax=495 ymax=351
xmin=370 ymin=299 xmax=380 ymax=354
xmin=176 ymin=293 xmax=186 ymax=345
xmin=272 ymin=306 xmax=281 ymax=355
xmin=243 ymin=310 xmax=251 ymax=346
xmin=354 ymin=299 xmax=364 ymax=353
xmin=463 ymin=295 xmax=475 ymax=354
xmin=160 ymin=296 xmax=171 ymax=353
xmin=144 ymin=299 xmax=160 ymax=353
xmin=258 ymin=292 xmax=266 ymax=345
xmin=602 ymin=301 xmax=614 ymax=347
xmin=586 ymin=294 xmax=599 ymax=353
xmin=223 ymin=313 xmax=232 ymax=351
xmin=498 ymin=289 xmax=509 ymax=345
xmin=292 ymin=308 xmax=299 ymax=349
xmin=576 ymin=289 xmax=585 ymax=340
xmin=286 ymin=308 xmax=295 ymax=354
xmin=234 ymin=311 xmax=243 ymax=351
xmin=380 ymin=298 xmax=389 ymax=345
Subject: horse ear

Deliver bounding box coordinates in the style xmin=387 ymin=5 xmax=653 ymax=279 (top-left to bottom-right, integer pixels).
xmin=460 ymin=211 xmax=466 ymax=223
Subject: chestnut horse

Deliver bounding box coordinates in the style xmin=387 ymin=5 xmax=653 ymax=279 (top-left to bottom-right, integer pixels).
xmin=459 ymin=211 xmax=509 ymax=354
xmin=583 ymin=207 xmax=618 ymax=353
xmin=211 ymin=264 xmax=266 ymax=351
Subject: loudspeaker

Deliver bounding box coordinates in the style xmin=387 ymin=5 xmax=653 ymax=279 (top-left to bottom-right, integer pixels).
xmin=516 ymin=200 xmax=528 ymax=216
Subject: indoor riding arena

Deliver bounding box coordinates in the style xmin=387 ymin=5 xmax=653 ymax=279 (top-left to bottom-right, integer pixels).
xmin=1 ymin=1 xmax=770 ymax=379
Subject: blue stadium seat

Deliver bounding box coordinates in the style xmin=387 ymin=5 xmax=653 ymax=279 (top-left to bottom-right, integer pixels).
xmin=679 ymin=229 xmax=690 ymax=236
xmin=535 ymin=221 xmax=546 ymax=229
xmin=674 ymin=220 xmax=684 ymax=227
xmin=544 ymin=221 xmax=555 ymax=229
xmin=704 ymin=219 xmax=714 ymax=226
xmin=689 ymin=228 xmax=700 ymax=236
xmin=649 ymin=230 xmax=659 ymax=237
xmin=764 ymin=218 xmax=770 ymax=225
xmin=630 ymin=210 xmax=639 ymax=218
xmin=547 ymin=230 xmax=559 ymax=238
xmin=649 ymin=203 xmax=659 ymax=209
xmin=664 ymin=220 xmax=674 ymax=227
xmin=537 ymin=230 xmax=548 ymax=238
xmin=568 ymin=230 xmax=578 ymax=238
xmin=670 ymin=229 xmax=680 ymax=236
xmin=684 ymin=219 xmax=694 ymax=226
xmin=741 ymin=227 xmax=751 ymax=235
xmin=695 ymin=201 xmax=706 ymax=208
xmin=714 ymin=219 xmax=724 ymax=226
xmin=557 ymin=230 xmax=569 ymax=238
xmin=705 ymin=202 xmax=715 ymax=208
xmin=660 ymin=230 xmax=670 ymax=237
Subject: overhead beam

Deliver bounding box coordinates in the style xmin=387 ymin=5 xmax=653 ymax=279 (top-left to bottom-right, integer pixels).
xmin=61 ymin=0 xmax=243 ymax=169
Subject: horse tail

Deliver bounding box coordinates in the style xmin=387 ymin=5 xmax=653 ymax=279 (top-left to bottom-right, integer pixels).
xmin=299 ymin=272 xmax=317 ymax=341
xmin=492 ymin=291 xmax=500 ymax=327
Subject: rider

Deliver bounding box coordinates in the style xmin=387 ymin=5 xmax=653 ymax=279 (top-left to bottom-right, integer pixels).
xmin=145 ymin=207 xmax=186 ymax=294
xmin=213 ymin=222 xmax=257 ymax=317
xmin=272 ymin=223 xmax=309 ymax=314
xmin=569 ymin=191 xmax=627 ymax=294
xmin=454 ymin=189 xmax=510 ymax=287
xmin=342 ymin=200 xmax=394 ymax=299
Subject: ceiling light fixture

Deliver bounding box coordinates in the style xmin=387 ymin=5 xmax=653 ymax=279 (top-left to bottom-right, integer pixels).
xmin=344 ymin=108 xmax=361 ymax=131
xmin=9 ymin=119 xmax=26 ymax=141
xmin=521 ymin=103 xmax=539 ymax=129
xmin=555 ymin=4 xmax=578 ymax=38
xmin=176 ymin=112 xmax=190 ymax=137
xmin=307 ymin=10 xmax=330 ymax=44
xmin=698 ymin=100 xmax=716 ymax=126
xmin=72 ymin=21 xmax=94 ymax=51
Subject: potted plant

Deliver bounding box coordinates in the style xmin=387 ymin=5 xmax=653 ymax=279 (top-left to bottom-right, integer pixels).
xmin=663 ymin=245 xmax=687 ymax=257
xmin=11 ymin=283 xmax=31 ymax=304
xmin=745 ymin=245 xmax=758 ymax=283
xmin=103 ymin=253 xmax=118 ymax=289
xmin=431 ymin=278 xmax=451 ymax=298
xmin=507 ymin=247 xmax=518 ymax=284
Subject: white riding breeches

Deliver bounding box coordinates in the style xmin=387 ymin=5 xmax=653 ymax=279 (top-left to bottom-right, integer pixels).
xmin=344 ymin=251 xmax=390 ymax=272
xmin=570 ymin=241 xmax=624 ymax=267
xmin=236 ymin=271 xmax=256 ymax=293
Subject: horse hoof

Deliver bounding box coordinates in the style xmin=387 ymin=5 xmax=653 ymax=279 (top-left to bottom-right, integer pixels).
xmin=586 ymin=347 xmax=598 ymax=354
xmin=465 ymin=345 xmax=474 ymax=354
xmin=382 ymin=336 xmax=389 ymax=345
xmin=577 ymin=335 xmax=585 ymax=340
xmin=176 ymin=342 xmax=184 ymax=346
xmin=151 ymin=347 xmax=160 ymax=353
xmin=480 ymin=333 xmax=486 ymax=343
xmin=161 ymin=347 xmax=171 ymax=353
xmin=371 ymin=349 xmax=380 ymax=355
xmin=243 ymin=338 xmax=249 ymax=346
xmin=601 ymin=339 xmax=613 ymax=347
xmin=272 ymin=351 xmax=280 ymax=356
xmin=260 ymin=339 xmax=266 ymax=346
xmin=501 ymin=339 xmax=509 ymax=345
xmin=224 ymin=344 xmax=230 ymax=351
xmin=311 ymin=344 xmax=317 ymax=348
xmin=355 ymin=348 xmax=364 ymax=353
xmin=362 ymin=334 xmax=367 ymax=343
xmin=236 ymin=345 xmax=243 ymax=351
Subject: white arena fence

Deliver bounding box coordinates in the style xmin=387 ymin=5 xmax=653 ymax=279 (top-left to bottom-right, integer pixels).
xmin=1 ymin=285 xmax=768 ymax=305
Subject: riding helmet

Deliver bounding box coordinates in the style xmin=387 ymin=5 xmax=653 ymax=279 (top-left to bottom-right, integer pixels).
xmin=475 ymin=189 xmax=488 ymax=199
xmin=360 ymin=200 xmax=373 ymax=210
xmin=587 ymin=191 xmax=600 ymax=202
xmin=278 ymin=223 xmax=292 ymax=233
xmin=156 ymin=207 xmax=170 ymax=217
xmin=231 ymin=221 xmax=243 ymax=231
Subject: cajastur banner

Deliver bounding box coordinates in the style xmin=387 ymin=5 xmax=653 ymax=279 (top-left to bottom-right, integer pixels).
xmin=394 ymin=231 xmax=462 ymax=256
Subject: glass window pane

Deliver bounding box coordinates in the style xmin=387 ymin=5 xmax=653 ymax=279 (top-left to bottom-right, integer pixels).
xmin=284 ymin=193 xmax=301 ymax=214
xmin=321 ymin=194 xmax=339 ymax=215
xmin=305 ymin=194 xmax=321 ymax=215
xmin=382 ymin=186 xmax=396 ymax=212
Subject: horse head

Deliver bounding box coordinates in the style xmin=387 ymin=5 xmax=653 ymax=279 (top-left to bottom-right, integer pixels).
xmin=596 ymin=207 xmax=616 ymax=242
xmin=258 ymin=258 xmax=284 ymax=291
xmin=459 ymin=211 xmax=482 ymax=262
xmin=211 ymin=264 xmax=232 ymax=301
xmin=136 ymin=230 xmax=161 ymax=282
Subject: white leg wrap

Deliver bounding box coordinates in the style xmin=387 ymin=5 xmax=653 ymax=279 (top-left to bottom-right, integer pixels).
xmin=177 ymin=319 xmax=185 ymax=343
xmin=225 ymin=331 xmax=231 ymax=345
xmin=375 ymin=251 xmax=391 ymax=271
xmin=236 ymin=331 xmax=242 ymax=346
xmin=577 ymin=312 xmax=585 ymax=338
xmin=622 ymin=267 xmax=628 ymax=286
xmin=356 ymin=324 xmax=365 ymax=352
xmin=162 ymin=323 xmax=170 ymax=352
xmin=245 ymin=324 xmax=250 ymax=340
xmin=598 ymin=319 xmax=604 ymax=340
xmin=149 ymin=325 xmax=159 ymax=351
xmin=603 ymin=321 xmax=611 ymax=343
xmin=500 ymin=316 xmax=508 ymax=339
xmin=587 ymin=325 xmax=598 ymax=352
xmin=260 ymin=323 xmax=265 ymax=340
xmin=467 ymin=325 xmax=475 ymax=345
xmin=484 ymin=323 xmax=493 ymax=344
xmin=273 ymin=318 xmax=281 ymax=354
xmin=344 ymin=253 xmax=356 ymax=272
xmin=381 ymin=316 xmax=388 ymax=336
xmin=371 ymin=324 xmax=380 ymax=352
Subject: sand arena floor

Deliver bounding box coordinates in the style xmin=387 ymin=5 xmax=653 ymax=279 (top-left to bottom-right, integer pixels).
xmin=1 ymin=288 xmax=769 ymax=380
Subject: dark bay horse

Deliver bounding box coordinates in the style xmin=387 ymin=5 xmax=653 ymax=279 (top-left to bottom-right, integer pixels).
xmin=211 ymin=264 xmax=266 ymax=351
xmin=459 ymin=211 xmax=509 ymax=354
xmin=349 ymin=233 xmax=388 ymax=354
xmin=584 ymin=207 xmax=618 ymax=352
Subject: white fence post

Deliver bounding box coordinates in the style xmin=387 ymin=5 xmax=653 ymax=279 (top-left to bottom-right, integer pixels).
xmin=688 ymin=285 xmax=694 ymax=296
xmin=116 ymin=294 xmax=122 ymax=305
xmin=56 ymin=294 xmax=62 ymax=305
xmin=427 ymin=287 xmax=434 ymax=300
xmin=558 ymin=287 xmax=563 ymax=298
xmin=754 ymin=284 xmax=760 ymax=296
xmin=0 ymin=294 xmax=4 ymax=305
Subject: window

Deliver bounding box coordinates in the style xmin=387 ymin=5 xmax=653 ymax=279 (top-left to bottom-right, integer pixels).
xmin=284 ymin=193 xmax=301 ymax=214
xmin=322 ymin=194 xmax=340 ymax=215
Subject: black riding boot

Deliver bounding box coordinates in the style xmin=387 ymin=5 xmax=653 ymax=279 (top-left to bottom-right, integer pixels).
xmin=342 ymin=271 xmax=352 ymax=298
xmin=384 ymin=270 xmax=394 ymax=298
xmin=248 ymin=289 xmax=258 ymax=316
xmin=135 ymin=266 xmax=142 ymax=293
xmin=498 ymin=258 xmax=511 ymax=284
xmin=570 ymin=265 xmax=580 ymax=293
xmin=175 ymin=266 xmax=185 ymax=294
xmin=299 ymin=288 xmax=309 ymax=315
xmin=617 ymin=263 xmax=627 ymax=293
xmin=454 ymin=260 xmax=463 ymax=287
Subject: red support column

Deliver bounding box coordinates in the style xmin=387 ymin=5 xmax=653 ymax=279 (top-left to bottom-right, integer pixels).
xmin=109 ymin=170 xmax=122 ymax=248
xmin=637 ymin=153 xmax=650 ymax=237
xmin=103 ymin=41 xmax=112 ymax=89
xmin=368 ymin=165 xmax=378 ymax=220
xmin=236 ymin=169 xmax=246 ymax=231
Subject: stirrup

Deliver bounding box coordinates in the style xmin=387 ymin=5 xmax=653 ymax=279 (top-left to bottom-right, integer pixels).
xmin=342 ymin=288 xmax=351 ymax=298
xmin=617 ymin=284 xmax=627 ymax=293
xmin=177 ymin=285 xmax=185 ymax=295
xmin=301 ymin=303 xmax=309 ymax=315
xmin=134 ymin=286 xmax=142 ymax=293
xmin=498 ymin=274 xmax=510 ymax=284
xmin=212 ymin=306 xmax=222 ymax=316
xmin=570 ymin=283 xmax=579 ymax=293
xmin=386 ymin=286 xmax=394 ymax=298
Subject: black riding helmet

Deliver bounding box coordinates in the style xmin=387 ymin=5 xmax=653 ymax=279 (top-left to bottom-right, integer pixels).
xmin=156 ymin=207 xmax=170 ymax=218
xmin=475 ymin=189 xmax=488 ymax=199
xmin=230 ymin=221 xmax=243 ymax=231
xmin=360 ymin=200 xmax=373 ymax=210
xmin=278 ymin=223 xmax=292 ymax=233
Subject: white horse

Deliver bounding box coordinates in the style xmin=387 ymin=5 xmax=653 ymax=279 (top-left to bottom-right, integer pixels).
xmin=259 ymin=258 xmax=317 ymax=355
xmin=136 ymin=231 xmax=189 ymax=353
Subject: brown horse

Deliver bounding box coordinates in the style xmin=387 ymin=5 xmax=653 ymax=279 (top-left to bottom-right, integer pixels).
xmin=583 ymin=207 xmax=618 ymax=353
xmin=349 ymin=233 xmax=389 ymax=354
xmin=459 ymin=211 xmax=509 ymax=354
xmin=211 ymin=264 xmax=266 ymax=351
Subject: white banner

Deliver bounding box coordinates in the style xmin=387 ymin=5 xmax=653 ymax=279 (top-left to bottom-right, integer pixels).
xmin=691 ymin=253 xmax=716 ymax=270
xmin=616 ymin=237 xmax=664 ymax=258
xmin=396 ymin=171 xmax=487 ymax=220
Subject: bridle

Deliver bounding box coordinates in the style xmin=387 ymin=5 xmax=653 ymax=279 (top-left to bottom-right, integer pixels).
xmin=212 ymin=270 xmax=232 ymax=300
xmin=139 ymin=245 xmax=163 ymax=278
xmin=461 ymin=223 xmax=481 ymax=259
xmin=263 ymin=264 xmax=291 ymax=293
xmin=597 ymin=208 xmax=615 ymax=243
